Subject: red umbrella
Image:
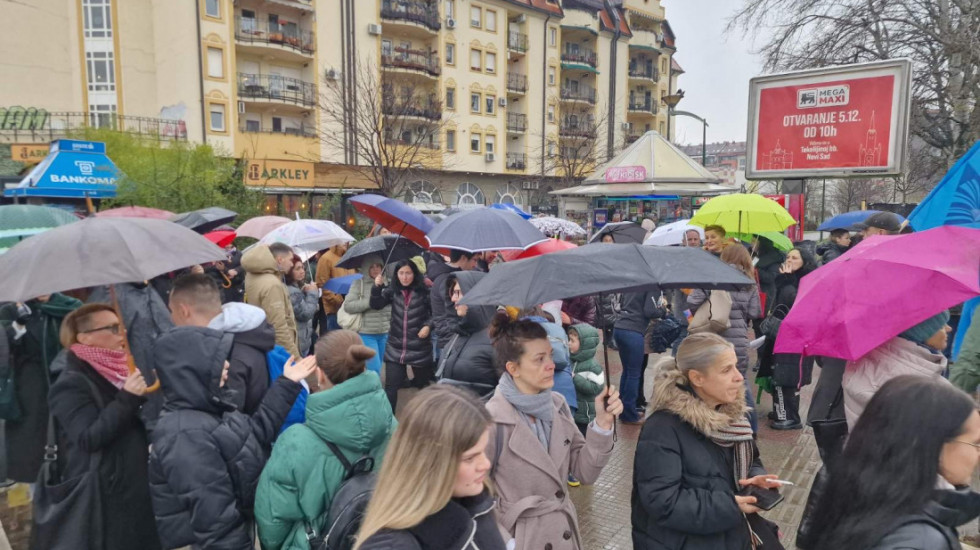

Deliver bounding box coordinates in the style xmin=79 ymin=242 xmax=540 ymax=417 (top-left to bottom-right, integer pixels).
xmin=95 ymin=206 xmax=175 ymax=220
xmin=499 ymin=239 xmax=577 ymax=262
xmin=204 ymin=230 xmax=237 ymax=248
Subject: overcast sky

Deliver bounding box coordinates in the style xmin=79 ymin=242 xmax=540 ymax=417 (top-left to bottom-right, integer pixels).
xmin=661 ymin=0 xmax=766 ymax=146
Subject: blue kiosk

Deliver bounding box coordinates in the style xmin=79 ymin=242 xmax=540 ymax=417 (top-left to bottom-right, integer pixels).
xmin=4 ymin=139 xmax=121 ymax=202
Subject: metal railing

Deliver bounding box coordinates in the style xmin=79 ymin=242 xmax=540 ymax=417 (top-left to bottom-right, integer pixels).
xmin=381 ymin=0 xmax=441 ymax=32
xmin=561 ymin=49 xmax=598 ymax=68
xmin=560 ymin=86 xmax=597 ymax=104
xmin=0 ymin=110 xmax=187 ymax=142
xmin=382 ymin=102 xmax=442 ymax=121
xmin=234 ymin=17 xmax=315 ymax=55
xmin=381 ymin=48 xmax=441 ymax=77
xmin=506 ymin=152 xmax=527 ymax=170
xmin=507 ymin=112 xmax=527 ymax=132
xmin=559 ymin=122 xmax=596 ymax=139
xmin=627 ymin=65 xmax=659 ymax=81
xmin=386 ymin=136 xmax=441 ymax=150
xmin=239 ymin=123 xmax=317 ymax=138
xmin=237 ymin=73 xmax=317 ymax=107
xmin=507 ymin=73 xmax=528 ymax=93
xmin=625 ymin=133 xmax=643 ymax=144
xmin=628 ymin=100 xmax=658 ymax=115
xmin=507 ymin=30 xmax=528 ymax=53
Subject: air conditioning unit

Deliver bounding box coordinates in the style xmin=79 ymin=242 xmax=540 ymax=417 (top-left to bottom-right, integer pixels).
xmin=621 ymin=122 xmax=631 ymax=130
xmin=367 ymin=23 xmax=383 ymax=35
xmin=485 ymin=152 xmax=495 ymax=162
xmin=498 ymin=97 xmax=508 ymax=107
xmin=514 ymin=14 xmax=526 ymax=24
xmin=238 ymin=101 xmax=245 ymax=114
xmin=325 ymin=68 xmax=340 ymax=80
xmin=446 ymin=17 xmax=456 ymax=29
xmin=521 ymin=181 xmax=539 ymax=190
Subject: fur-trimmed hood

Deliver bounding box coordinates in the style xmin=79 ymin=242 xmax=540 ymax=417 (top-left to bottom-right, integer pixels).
xmin=651 ymin=358 xmax=748 ymax=436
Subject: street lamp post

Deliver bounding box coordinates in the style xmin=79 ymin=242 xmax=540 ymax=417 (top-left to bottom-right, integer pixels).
xmin=661 ymin=90 xmax=709 ymax=166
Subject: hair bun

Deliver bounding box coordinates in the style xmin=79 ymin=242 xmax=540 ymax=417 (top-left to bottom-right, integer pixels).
xmin=348 ymin=344 xmax=376 ymax=363
xmin=489 ymin=311 xmax=513 ymax=341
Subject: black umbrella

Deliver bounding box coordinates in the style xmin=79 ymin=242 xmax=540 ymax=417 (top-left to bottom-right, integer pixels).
xmin=337 ymin=235 xmax=424 ymax=270
xmin=589 ymin=221 xmax=648 ymax=244
xmin=171 ymin=207 xmax=238 ymax=234
xmin=426 ymin=208 xmax=547 ymax=254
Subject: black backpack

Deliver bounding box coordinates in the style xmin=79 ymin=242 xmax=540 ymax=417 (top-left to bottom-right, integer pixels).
xmin=306 ymin=441 xmax=377 ymax=550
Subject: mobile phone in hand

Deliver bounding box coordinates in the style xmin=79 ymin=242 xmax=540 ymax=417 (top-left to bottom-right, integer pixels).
xmin=738 ymin=486 xmax=784 ymax=511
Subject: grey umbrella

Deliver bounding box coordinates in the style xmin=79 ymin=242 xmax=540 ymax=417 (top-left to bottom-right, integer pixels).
xmin=0 ymin=217 xmax=227 ymax=302
xmin=170 ymin=207 xmax=238 ymax=234
xmin=337 ymin=235 xmax=424 ymax=270
xmin=589 ymin=221 xmax=649 ymax=244
xmin=459 ymin=243 xmax=753 ymax=308
xmin=426 ymin=208 xmax=548 ymax=253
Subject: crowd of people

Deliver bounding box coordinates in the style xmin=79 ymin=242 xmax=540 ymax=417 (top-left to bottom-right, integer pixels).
xmin=1 ymin=207 xmax=979 ymax=550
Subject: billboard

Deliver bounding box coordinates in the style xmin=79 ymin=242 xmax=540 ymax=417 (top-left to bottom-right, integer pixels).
xmin=746 ymin=60 xmax=912 ymax=180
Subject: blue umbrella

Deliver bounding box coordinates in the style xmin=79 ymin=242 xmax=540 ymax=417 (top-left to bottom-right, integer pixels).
xmin=426 ymin=208 xmax=548 ymax=253
xmin=489 ymin=202 xmax=532 ymax=219
xmin=323 ymin=273 xmax=363 ymax=295
xmin=349 ymin=194 xmax=435 ymax=247
xmin=817 ymin=210 xmax=905 ymax=231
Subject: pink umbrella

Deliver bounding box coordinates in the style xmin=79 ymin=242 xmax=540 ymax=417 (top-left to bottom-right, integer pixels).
xmin=204 ymin=230 xmax=237 ymax=248
xmin=236 ymin=215 xmax=290 ymax=239
xmin=95 ymin=206 xmax=175 ymax=220
xmin=774 ymin=226 xmax=980 ymax=360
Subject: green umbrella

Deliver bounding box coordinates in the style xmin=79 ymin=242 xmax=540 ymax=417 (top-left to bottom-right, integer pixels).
xmin=0 ymin=205 xmax=81 ymax=254
xmin=731 ymin=231 xmax=794 ymax=252
xmin=690 ymin=193 xmax=797 ymax=235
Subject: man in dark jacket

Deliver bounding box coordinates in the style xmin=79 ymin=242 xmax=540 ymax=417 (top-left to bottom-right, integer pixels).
xmin=428 ymin=250 xmax=479 ymax=354
xmin=169 ymin=273 xmax=275 ymax=414
xmin=148 ymin=326 xmax=314 ymax=550
xmin=817 ymin=229 xmax=851 ymax=264
xmin=614 ymin=290 xmax=667 ymax=423
xmin=437 ymin=271 xmax=499 ymax=397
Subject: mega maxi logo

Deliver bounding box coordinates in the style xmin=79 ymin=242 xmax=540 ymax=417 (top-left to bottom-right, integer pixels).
xmin=797 ymin=84 xmax=850 ymax=109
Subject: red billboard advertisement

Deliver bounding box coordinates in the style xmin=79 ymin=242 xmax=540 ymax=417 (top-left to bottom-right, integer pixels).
xmin=746 ymin=60 xmax=911 ymax=180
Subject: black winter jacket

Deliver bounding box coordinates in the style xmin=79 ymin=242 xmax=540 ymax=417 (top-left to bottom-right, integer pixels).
xmin=754 ymin=244 xmax=785 ymax=316
xmin=615 ymin=290 xmax=666 ymax=334
xmin=48 ymin=353 xmax=161 ymax=550
xmin=866 ymin=489 xmax=980 ymax=550
xmin=759 ymin=272 xmax=816 ymax=385
xmin=371 ymin=283 xmax=433 ymax=366
xmin=358 ymin=491 xmax=506 ymax=550
xmin=428 ymin=260 xmax=463 ymax=349
xmin=148 ymin=326 xmax=301 ymax=550
xmin=437 ymin=271 xmax=498 ymax=397
xmin=817 ymin=241 xmax=848 ymax=264
xmin=208 ymin=302 xmax=277 ymax=415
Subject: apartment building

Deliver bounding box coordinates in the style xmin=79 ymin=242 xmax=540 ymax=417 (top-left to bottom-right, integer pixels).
xmin=0 ymin=0 xmax=681 ymax=215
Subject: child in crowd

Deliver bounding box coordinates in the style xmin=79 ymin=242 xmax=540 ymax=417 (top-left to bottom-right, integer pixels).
xmin=568 ymin=323 xmax=605 ymax=436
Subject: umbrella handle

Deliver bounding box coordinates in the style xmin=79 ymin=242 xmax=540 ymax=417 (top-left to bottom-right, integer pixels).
xmin=109 ymin=285 xmax=161 ymax=394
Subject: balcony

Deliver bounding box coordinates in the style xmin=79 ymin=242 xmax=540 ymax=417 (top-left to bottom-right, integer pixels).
xmin=239 ymin=122 xmax=316 ymax=138
xmin=628 ymin=99 xmax=658 ymax=115
xmin=385 ymin=136 xmax=440 ymax=150
xmin=234 ymin=17 xmax=315 ymax=59
xmin=559 ymin=123 xmax=596 ymax=139
xmin=382 ymin=102 xmax=442 ymax=122
xmin=0 ymin=110 xmax=187 ymax=143
xmin=381 ymin=48 xmax=441 ymax=78
xmin=506 ymin=152 xmax=527 ymax=171
xmin=625 ymin=133 xmax=642 ymax=144
xmin=507 ymin=73 xmax=528 ymax=94
xmin=237 ymin=73 xmax=317 ymax=108
xmin=381 ymin=0 xmax=441 ymax=34
xmin=628 ymin=65 xmax=659 ymax=83
xmin=507 ymin=30 xmax=528 ymax=54
xmin=560 ymin=86 xmax=597 ymax=105
xmin=561 ymin=48 xmax=598 ymax=69
xmin=507 ymin=112 xmax=527 ymax=133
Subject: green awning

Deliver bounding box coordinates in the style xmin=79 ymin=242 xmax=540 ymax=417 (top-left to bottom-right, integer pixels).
xmin=560 ymin=24 xmax=598 ymax=36
xmin=629 ymin=44 xmax=662 ymax=54
xmin=561 ymin=63 xmax=600 ymax=74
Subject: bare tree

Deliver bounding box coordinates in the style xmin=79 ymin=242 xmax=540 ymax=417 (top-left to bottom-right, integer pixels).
xmin=537 ymin=97 xmax=614 ymax=190
xmin=729 ymin=0 xmax=980 ymax=180
xmin=830 ymin=177 xmax=890 ymax=213
xmin=320 ymin=60 xmax=451 ymax=198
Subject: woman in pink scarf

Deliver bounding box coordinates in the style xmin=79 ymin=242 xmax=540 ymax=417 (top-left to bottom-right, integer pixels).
xmin=42 ymin=303 xmax=161 ymax=550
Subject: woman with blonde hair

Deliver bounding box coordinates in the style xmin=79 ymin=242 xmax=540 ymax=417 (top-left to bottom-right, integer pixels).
xmin=355 ymin=384 xmax=506 ymax=550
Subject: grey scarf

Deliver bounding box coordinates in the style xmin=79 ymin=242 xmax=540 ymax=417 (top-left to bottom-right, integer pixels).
xmin=499 ymin=373 xmax=554 ymax=450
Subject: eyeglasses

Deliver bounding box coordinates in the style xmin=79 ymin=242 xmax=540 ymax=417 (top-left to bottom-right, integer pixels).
xmin=80 ymin=323 xmax=122 ymax=335
xmin=952 ymin=440 xmax=980 ymax=450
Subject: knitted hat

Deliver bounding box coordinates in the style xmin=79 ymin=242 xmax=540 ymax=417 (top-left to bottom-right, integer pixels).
xmin=898 ymin=310 xmax=951 ymax=345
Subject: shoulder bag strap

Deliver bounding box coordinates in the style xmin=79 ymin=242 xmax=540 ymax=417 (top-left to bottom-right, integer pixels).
xmin=324 ymin=440 xmax=353 ymax=478
xmin=434 ymin=333 xmax=460 ymax=378
xmin=491 ymin=422 xmax=504 ymax=480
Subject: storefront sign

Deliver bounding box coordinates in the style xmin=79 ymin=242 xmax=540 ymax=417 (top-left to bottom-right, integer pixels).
xmin=244 ymin=159 xmax=314 ymax=187
xmin=691 ymin=196 xmax=712 ymax=207
xmin=593 ymin=208 xmax=608 ymax=228
xmin=746 ymin=60 xmax=911 ymax=179
xmin=605 ymin=165 xmax=647 ymax=183
xmin=11 ymin=143 xmax=49 ymax=164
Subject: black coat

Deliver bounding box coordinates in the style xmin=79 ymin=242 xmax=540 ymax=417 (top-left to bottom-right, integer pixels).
xmin=615 ymin=290 xmax=666 ymax=334
xmin=358 ymin=491 xmax=506 ymax=550
xmin=437 ymin=272 xmax=498 ymax=397
xmin=754 ymin=246 xmax=785 ymax=316
xmin=428 ymin=261 xmax=463 ymax=349
xmin=867 ymin=489 xmax=980 ymax=550
xmin=371 ymin=284 xmax=433 ymax=366
xmin=148 ymin=326 xmax=301 ymax=550
xmin=759 ymin=272 xmax=815 ymax=385
xmin=227 ymin=322 xmax=275 ymax=415
xmin=816 ymin=242 xmax=848 ymax=264
xmin=47 ymin=353 xmax=161 ymax=550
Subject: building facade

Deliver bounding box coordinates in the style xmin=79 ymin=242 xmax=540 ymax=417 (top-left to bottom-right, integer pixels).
xmin=0 ymin=0 xmax=681 ymax=215
xmin=680 ymin=140 xmax=747 ymax=189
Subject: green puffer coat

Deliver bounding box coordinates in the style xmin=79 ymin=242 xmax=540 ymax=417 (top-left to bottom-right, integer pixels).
xmin=254 ymin=371 xmax=397 ymax=550
xmin=569 ymin=323 xmax=605 ymax=426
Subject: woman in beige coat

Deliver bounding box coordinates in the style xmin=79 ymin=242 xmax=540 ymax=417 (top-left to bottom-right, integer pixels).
xmin=486 ymin=312 xmax=623 ymax=550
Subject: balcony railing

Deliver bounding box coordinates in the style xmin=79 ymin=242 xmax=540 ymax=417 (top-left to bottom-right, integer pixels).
xmin=238 ymin=73 xmax=317 ymax=107
xmin=561 ymin=49 xmax=598 ymax=68
xmin=239 ymin=123 xmax=317 ymax=138
xmin=507 ymin=73 xmax=528 ymax=93
xmin=386 ymin=136 xmax=440 ymax=150
xmin=381 ymin=0 xmax=441 ymax=32
xmin=507 ymin=30 xmax=528 ymax=53
xmin=627 ymin=65 xmax=659 ymax=81
xmin=506 ymin=152 xmax=527 ymax=170
xmin=382 ymin=102 xmax=442 ymax=122
xmin=559 ymin=123 xmax=596 ymax=139
xmin=560 ymin=87 xmax=597 ymax=104
xmin=625 ymin=133 xmax=643 ymax=144
xmin=381 ymin=48 xmax=441 ymax=77
xmin=234 ymin=17 xmax=315 ymax=55
xmin=507 ymin=112 xmax=527 ymax=132
xmin=0 ymin=110 xmax=187 ymax=142
xmin=628 ymin=100 xmax=658 ymax=115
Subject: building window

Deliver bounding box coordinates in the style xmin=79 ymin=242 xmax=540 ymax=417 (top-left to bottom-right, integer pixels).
xmin=547 ymin=140 xmax=556 ymax=157
xmin=205 ymin=0 xmax=220 ymax=18
xmin=549 ymin=27 xmax=557 ymax=47
xmin=485 ymin=95 xmax=496 ymax=115
xmin=470 ymin=92 xmax=481 ymax=113
xmin=382 ymin=39 xmax=393 ymax=57
xmin=82 ymin=0 xmax=112 ymax=38
xmin=85 ymin=51 xmax=115 ymax=92
xmin=446 ymin=129 xmax=456 ymax=151
xmin=446 ymin=87 xmax=456 ymax=110
xmin=470 ymin=48 xmax=482 ymax=71
xmin=485 ymin=51 xmax=496 ymax=73
xmin=547 ymin=66 xmax=556 ymax=86
xmin=470 ymin=132 xmax=482 ymax=153
xmin=445 ymin=43 xmax=455 ymax=65
xmin=88 ymin=104 xmax=115 ymax=128
xmin=470 ymin=6 xmax=481 ymax=28
xmin=485 ymin=134 xmax=495 ymax=154
xmin=245 ymin=119 xmax=260 ymax=132
xmin=209 ymin=103 xmax=226 ymax=132
xmin=206 ymin=47 xmax=224 ymax=79
xmin=547 ymin=104 xmax=555 ymax=123
xmin=659 ymin=121 xmax=665 ymax=134
xmin=485 ymin=9 xmax=497 ymax=32
xmin=445 ymin=0 xmax=455 ymax=19
xmin=456 ymin=182 xmax=486 ymax=206
xmin=495 ymin=183 xmax=522 ymax=206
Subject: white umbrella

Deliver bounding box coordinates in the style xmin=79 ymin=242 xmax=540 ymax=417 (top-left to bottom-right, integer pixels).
xmin=257 ymin=219 xmax=355 ymax=258
xmin=529 ymin=216 xmax=586 ymax=237
xmin=643 ymin=219 xmax=704 ymax=247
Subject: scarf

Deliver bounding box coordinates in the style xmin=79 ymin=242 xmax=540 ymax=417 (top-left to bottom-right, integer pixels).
xmin=70 ymin=344 xmax=130 ymax=389
xmin=499 ymin=372 xmax=554 ymax=450
xmin=708 ymin=418 xmax=760 ymax=547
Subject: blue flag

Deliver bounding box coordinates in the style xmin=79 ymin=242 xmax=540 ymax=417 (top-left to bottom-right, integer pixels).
xmin=908 ymin=140 xmax=980 ymax=231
